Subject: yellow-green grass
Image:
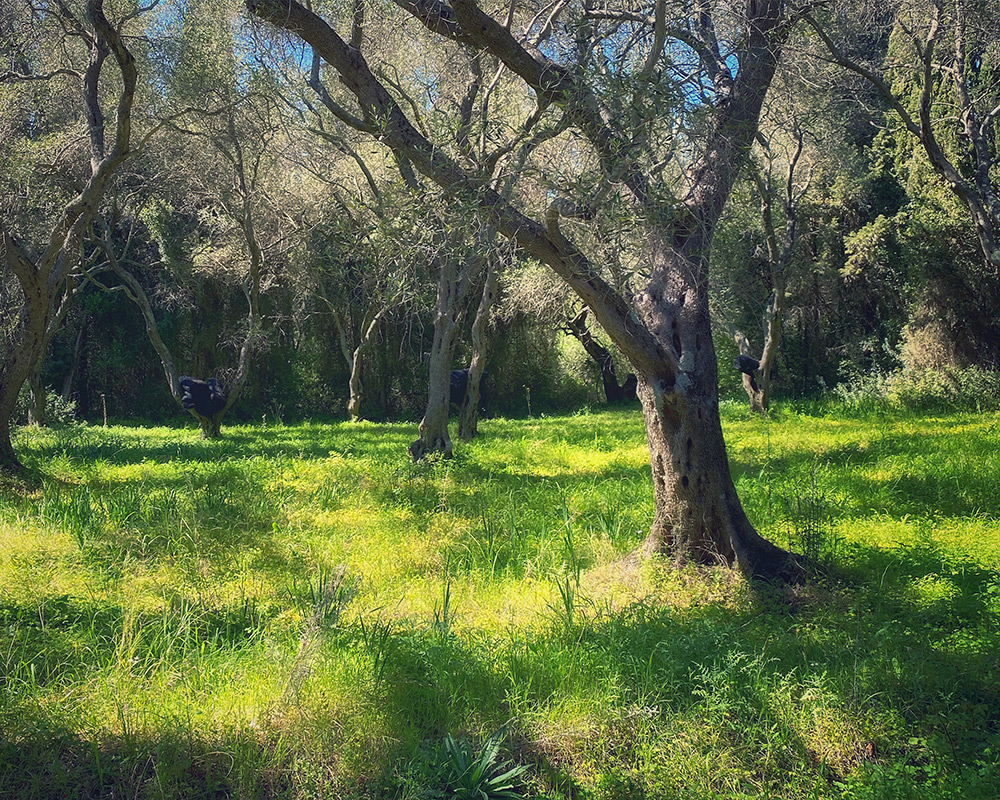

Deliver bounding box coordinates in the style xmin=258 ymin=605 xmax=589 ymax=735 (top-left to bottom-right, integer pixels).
xmin=0 ymin=406 xmax=998 ymax=799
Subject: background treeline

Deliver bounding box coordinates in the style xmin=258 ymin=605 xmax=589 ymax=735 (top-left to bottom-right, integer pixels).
xmin=5 ymin=0 xmax=1000 ymax=428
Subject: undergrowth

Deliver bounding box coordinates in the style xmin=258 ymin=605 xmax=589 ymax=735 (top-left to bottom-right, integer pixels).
xmin=1 ymin=408 xmax=998 ymax=799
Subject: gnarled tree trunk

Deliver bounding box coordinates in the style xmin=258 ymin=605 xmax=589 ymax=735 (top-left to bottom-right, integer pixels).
xmin=248 ymin=0 xmax=802 ymax=580
xmin=0 ymin=0 xmax=137 ymax=475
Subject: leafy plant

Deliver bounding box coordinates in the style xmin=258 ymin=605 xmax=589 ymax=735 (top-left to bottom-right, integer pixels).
xmin=441 ymin=724 xmax=528 ymax=800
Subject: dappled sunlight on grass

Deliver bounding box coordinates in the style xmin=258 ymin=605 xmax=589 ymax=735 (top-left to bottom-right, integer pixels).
xmin=1 ymin=408 xmax=999 ymax=798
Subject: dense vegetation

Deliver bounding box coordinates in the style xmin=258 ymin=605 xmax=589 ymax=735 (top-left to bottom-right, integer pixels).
xmin=3 ymin=1 xmax=1000 ymax=796
xmin=2 ymin=406 xmax=999 ymax=798
xmin=3 ymin=0 xmax=999 ymax=430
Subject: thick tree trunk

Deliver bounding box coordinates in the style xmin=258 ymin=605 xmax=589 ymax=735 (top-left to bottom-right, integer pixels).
xmin=631 ymin=237 xmax=800 ymax=579
xmin=636 ymin=367 xmax=796 ymax=579
xmin=246 ymin=0 xmax=799 ymax=579
xmin=194 ymin=412 xmax=223 ymax=439
xmin=0 ymin=415 xmax=21 ymax=477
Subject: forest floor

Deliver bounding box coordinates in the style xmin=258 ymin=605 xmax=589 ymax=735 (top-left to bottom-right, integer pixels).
xmin=1 ymin=404 xmax=998 ymax=799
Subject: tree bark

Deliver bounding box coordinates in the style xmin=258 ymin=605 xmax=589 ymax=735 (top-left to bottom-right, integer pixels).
xmin=27 ymin=371 xmax=45 ymax=427
xmin=565 ymin=308 xmax=626 ymax=404
xmin=458 ymin=235 xmax=499 ymax=441
xmin=328 ymin=302 xmax=389 ymax=422
xmin=61 ymin=325 xmax=86 ymax=404
xmin=410 ymin=240 xmax=480 ymax=459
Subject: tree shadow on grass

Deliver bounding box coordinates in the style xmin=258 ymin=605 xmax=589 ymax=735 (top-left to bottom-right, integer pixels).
xmin=0 ymin=713 xmax=290 ymax=800
xmin=559 ymin=542 xmax=1000 ymax=797
xmin=3 ymin=542 xmax=999 ymax=799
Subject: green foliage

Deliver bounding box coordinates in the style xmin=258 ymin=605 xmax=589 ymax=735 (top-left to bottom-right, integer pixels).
xmin=441 ymin=725 xmax=528 ymax=800
xmin=13 ymin=384 xmax=78 ymax=426
xmin=834 ymin=367 xmax=1000 ymax=413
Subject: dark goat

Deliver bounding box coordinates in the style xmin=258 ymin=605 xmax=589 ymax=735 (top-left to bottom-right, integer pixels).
xmin=449 ymin=369 xmax=489 ymax=414
xmin=179 ymin=376 xmax=227 ymax=418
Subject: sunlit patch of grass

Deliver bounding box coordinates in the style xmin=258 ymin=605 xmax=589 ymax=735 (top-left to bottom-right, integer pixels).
xmin=2 ymin=409 xmax=999 ymax=798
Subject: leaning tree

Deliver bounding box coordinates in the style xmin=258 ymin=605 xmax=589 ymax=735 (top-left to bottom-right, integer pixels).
xmin=248 ymin=0 xmax=804 ymax=578
xmin=0 ymin=0 xmax=141 ymax=475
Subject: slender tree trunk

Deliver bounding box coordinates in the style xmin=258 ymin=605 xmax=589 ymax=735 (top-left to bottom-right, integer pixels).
xmin=411 ymin=236 xmax=482 ymax=459
xmin=458 ymin=244 xmax=498 ymax=441
xmin=565 ymin=308 xmax=625 ymax=403
xmin=411 ymin=317 xmax=459 ymax=459
xmin=334 ymin=305 xmax=387 ymax=422
xmin=0 ymin=0 xmax=137 ymax=474
xmin=61 ymin=326 xmax=85 ymax=403
xmin=27 ymin=371 xmax=45 ymax=427
xmin=411 ymin=252 xmax=464 ymax=459
xmin=346 ymin=361 xmax=365 ymax=421
xmin=0 ymin=415 xmax=20 ymax=476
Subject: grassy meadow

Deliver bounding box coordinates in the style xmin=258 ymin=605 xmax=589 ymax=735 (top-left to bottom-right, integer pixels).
xmin=1 ymin=404 xmax=998 ymax=799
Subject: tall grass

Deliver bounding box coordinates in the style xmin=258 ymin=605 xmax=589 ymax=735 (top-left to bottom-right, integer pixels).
xmin=0 ymin=408 xmax=998 ymax=799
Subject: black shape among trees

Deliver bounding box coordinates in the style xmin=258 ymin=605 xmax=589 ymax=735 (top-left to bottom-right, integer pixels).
xmin=733 ymin=355 xmax=761 ymax=393
xmin=179 ymin=377 xmax=227 ymax=418
xmin=621 ymin=374 xmax=638 ymax=403
xmin=450 ymin=369 xmax=489 ymax=414
xmin=733 ymin=354 xmax=761 ymax=375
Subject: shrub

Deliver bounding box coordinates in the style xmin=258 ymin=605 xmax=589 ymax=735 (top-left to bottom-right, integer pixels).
xmin=834 ymin=367 xmax=1000 ymax=413
xmin=14 ymin=385 xmax=78 ymax=425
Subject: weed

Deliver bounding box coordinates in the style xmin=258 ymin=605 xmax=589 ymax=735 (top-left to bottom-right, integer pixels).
xmin=433 ymin=565 xmax=453 ymax=636
xmin=441 ymin=724 xmax=528 ymax=800
xmin=357 ymin=609 xmax=396 ymax=688
xmin=780 ymin=465 xmax=840 ymax=568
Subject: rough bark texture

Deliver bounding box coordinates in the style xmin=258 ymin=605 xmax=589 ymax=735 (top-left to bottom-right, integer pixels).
xmin=410 ymin=243 xmax=480 ymax=459
xmin=458 ymin=243 xmax=498 ymax=441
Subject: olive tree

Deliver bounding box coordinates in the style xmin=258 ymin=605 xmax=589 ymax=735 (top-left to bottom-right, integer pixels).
xmin=248 ymin=0 xmax=804 ymax=578
xmin=805 ymin=0 xmax=1000 ymax=271
xmin=0 ymin=0 xmax=140 ymax=474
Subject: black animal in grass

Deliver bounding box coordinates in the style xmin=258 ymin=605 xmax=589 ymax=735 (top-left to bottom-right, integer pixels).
xmin=179 ymin=376 xmax=227 ymax=418
xmin=449 ymin=369 xmax=490 ymax=414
